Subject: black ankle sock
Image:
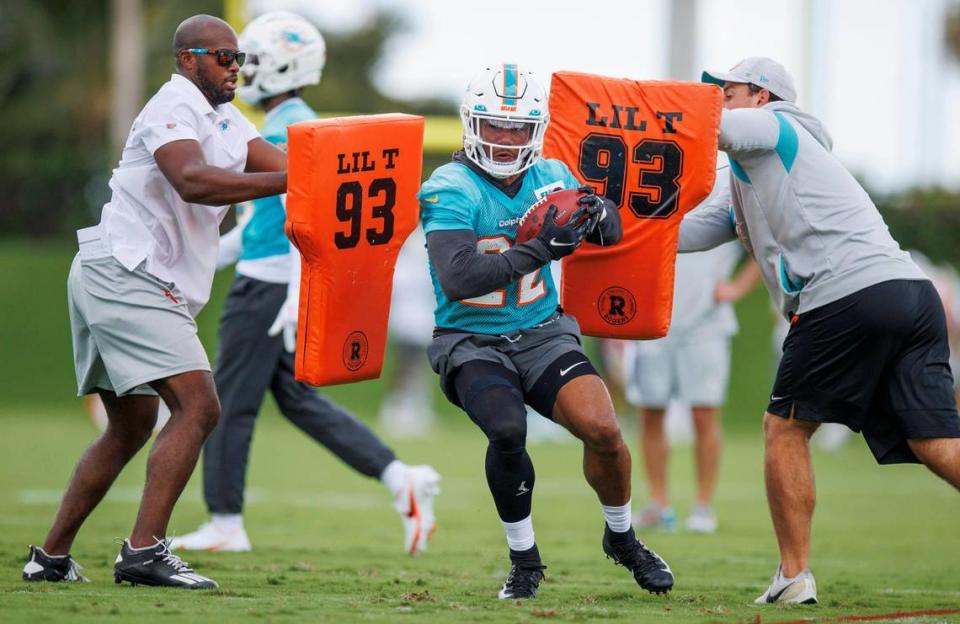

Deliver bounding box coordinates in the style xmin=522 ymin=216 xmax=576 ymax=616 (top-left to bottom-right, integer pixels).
xmin=606 ymin=524 xmax=636 ymax=546
xmin=509 ymin=543 xmax=542 ymax=567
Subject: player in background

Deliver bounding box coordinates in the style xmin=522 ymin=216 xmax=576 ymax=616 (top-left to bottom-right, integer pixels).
xmin=378 ymin=225 xmax=438 ymax=438
xmin=420 ymin=64 xmax=673 ymax=599
xmin=681 ymin=56 xmax=960 ymax=604
xmin=627 ymin=169 xmax=759 ymax=534
xmin=170 ymin=12 xmax=440 ymax=556
xmin=23 ymin=15 xmax=287 ymax=589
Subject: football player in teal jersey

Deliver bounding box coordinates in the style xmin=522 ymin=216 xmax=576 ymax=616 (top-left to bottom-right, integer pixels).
xmin=420 ymin=64 xmax=673 ymax=599
xmin=171 ymin=12 xmax=440 ymax=556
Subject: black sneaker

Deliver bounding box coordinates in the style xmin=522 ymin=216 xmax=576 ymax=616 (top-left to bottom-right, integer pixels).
xmin=602 ymin=525 xmax=673 ymax=594
xmin=22 ymin=545 xmax=89 ymax=582
xmin=114 ymin=538 xmax=218 ymax=589
xmin=498 ymin=563 xmax=546 ymax=599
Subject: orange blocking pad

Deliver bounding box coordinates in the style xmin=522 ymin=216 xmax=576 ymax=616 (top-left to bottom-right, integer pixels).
xmin=544 ymin=72 xmax=721 ymax=339
xmin=286 ymin=114 xmax=424 ymax=385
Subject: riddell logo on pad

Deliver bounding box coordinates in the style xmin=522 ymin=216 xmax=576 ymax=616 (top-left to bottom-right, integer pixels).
xmin=342 ymin=331 xmax=369 ymax=372
xmin=599 ymin=286 xmax=636 ymax=326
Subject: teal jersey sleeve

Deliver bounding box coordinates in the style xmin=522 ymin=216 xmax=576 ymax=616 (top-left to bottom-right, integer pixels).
xmin=260 ymin=99 xmax=316 ymax=150
xmin=418 ymin=164 xmax=481 ymax=234
xmin=240 ymin=99 xmax=317 ymax=263
xmin=540 ymin=158 xmax=581 ymax=191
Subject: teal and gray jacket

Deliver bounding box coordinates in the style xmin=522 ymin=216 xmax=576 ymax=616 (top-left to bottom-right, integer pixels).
xmin=679 ymin=101 xmax=925 ymax=319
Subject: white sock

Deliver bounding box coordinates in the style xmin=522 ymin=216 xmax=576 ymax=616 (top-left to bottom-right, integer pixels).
xmin=211 ymin=513 xmax=244 ymax=530
xmin=126 ymin=539 xmax=159 ymax=551
xmin=380 ymin=460 xmax=409 ymax=498
xmin=602 ymin=500 xmax=632 ymax=533
xmin=502 ymin=515 xmax=536 ymax=552
xmin=37 ymin=547 xmax=67 ymax=559
xmin=777 ymin=566 xmax=807 ymax=583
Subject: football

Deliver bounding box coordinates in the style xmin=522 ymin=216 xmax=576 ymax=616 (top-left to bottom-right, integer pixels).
xmin=515 ymin=188 xmax=587 ymax=244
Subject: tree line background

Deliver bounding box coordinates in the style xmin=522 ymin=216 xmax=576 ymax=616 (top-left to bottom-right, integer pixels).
xmin=0 ymin=1 xmax=452 ymax=239
xmin=2 ymin=1 xmax=960 ymax=268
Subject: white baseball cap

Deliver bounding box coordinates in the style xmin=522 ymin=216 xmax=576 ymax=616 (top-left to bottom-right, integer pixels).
xmin=701 ymin=57 xmax=797 ymax=103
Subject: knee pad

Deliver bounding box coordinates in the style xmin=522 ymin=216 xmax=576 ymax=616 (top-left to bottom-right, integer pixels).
xmin=461 ymin=374 xmax=527 ymax=452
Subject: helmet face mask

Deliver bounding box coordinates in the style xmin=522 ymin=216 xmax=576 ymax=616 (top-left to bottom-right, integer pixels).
xmin=238 ymin=11 xmax=326 ymax=104
xmin=461 ymin=64 xmax=549 ymax=179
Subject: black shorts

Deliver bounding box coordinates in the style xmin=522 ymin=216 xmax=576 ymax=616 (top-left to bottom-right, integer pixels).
xmin=427 ymin=313 xmax=598 ymax=419
xmin=769 ymin=279 xmax=960 ymax=464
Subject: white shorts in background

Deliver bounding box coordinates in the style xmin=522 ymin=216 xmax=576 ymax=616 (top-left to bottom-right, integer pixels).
xmin=624 ymin=335 xmax=732 ymax=408
xmin=388 ymin=228 xmax=435 ymax=348
xmin=68 ymin=243 xmax=210 ymax=397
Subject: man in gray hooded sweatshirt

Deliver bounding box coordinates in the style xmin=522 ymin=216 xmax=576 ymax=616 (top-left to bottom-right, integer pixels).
xmin=681 ymin=57 xmax=960 ymax=605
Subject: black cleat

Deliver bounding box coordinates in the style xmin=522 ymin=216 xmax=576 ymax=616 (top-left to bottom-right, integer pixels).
xmin=602 ymin=525 xmax=674 ymax=594
xmin=23 ymin=545 xmax=89 ymax=582
xmin=498 ymin=563 xmax=546 ymax=599
xmin=114 ymin=538 xmax=218 ymax=589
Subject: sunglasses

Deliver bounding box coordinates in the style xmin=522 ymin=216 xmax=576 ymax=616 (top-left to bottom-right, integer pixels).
xmin=185 ymin=48 xmax=246 ymax=67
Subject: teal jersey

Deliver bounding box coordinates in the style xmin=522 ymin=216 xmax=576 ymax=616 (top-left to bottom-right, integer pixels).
xmin=419 ymin=158 xmax=580 ymax=334
xmin=238 ymin=98 xmax=315 ymax=262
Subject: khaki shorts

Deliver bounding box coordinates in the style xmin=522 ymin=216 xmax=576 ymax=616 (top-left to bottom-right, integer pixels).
xmin=68 ymin=241 xmax=210 ymax=397
xmin=624 ymin=334 xmax=732 ymax=408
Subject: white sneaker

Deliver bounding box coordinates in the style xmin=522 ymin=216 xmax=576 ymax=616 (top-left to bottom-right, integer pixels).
xmin=379 ymin=397 xmax=436 ymax=440
xmin=754 ymin=565 xmax=818 ymax=604
xmin=169 ymin=521 xmax=252 ymax=552
xmin=684 ymin=505 xmax=718 ymax=534
xmin=632 ymin=503 xmax=677 ymax=532
xmin=393 ymin=465 xmax=441 ymax=555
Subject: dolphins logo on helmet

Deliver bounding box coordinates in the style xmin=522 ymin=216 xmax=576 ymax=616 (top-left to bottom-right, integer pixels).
xmin=238 ymin=11 xmax=326 ymax=104
xmin=460 ymin=64 xmax=550 ymax=178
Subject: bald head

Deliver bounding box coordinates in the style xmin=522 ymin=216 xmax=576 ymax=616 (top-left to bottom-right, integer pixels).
xmin=172 ymin=14 xmax=236 ymax=56
xmin=173 ymin=15 xmax=240 ymax=106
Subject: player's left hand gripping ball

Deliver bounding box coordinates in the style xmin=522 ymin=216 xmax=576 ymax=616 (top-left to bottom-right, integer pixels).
xmin=576 ymin=185 xmax=604 ymax=233
xmin=516 ymin=188 xmax=590 ymax=245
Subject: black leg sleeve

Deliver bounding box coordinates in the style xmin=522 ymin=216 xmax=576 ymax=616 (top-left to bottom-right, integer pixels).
xmin=454 ymin=361 xmax=535 ymax=523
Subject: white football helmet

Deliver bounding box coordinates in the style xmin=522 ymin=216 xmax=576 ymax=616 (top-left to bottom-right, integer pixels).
xmin=238 ymin=12 xmax=326 ymax=104
xmin=460 ymin=64 xmax=549 ymax=178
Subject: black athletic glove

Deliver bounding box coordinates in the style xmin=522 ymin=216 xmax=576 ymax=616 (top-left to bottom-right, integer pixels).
xmin=576 ymin=185 xmax=603 ymax=234
xmin=536 ymin=204 xmax=590 ymax=260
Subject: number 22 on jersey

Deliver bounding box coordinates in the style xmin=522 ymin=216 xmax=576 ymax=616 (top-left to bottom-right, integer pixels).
xmin=461 ymin=236 xmax=546 ymax=307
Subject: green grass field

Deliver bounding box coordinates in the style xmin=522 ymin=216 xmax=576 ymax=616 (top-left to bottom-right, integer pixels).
xmin=1 ymin=241 xmax=958 ymax=623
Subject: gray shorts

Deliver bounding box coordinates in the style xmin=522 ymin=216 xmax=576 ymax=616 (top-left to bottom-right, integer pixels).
xmin=624 ymin=334 xmax=732 ymax=408
xmin=68 ymin=245 xmax=210 ymax=397
xmin=427 ymin=313 xmax=589 ymax=405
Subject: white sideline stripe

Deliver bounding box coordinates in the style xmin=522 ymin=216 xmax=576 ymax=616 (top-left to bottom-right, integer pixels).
xmin=170 ymin=574 xmax=197 ymax=585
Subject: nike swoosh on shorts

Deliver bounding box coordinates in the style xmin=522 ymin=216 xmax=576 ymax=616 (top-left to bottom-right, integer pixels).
xmin=560 ymin=361 xmax=588 ymax=376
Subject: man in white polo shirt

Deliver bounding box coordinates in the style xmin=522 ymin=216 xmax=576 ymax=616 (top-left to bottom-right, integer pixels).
xmin=22 ymin=15 xmax=287 ymax=589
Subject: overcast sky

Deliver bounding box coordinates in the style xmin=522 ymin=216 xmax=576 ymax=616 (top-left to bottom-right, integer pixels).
xmin=250 ymin=0 xmax=960 ymax=192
